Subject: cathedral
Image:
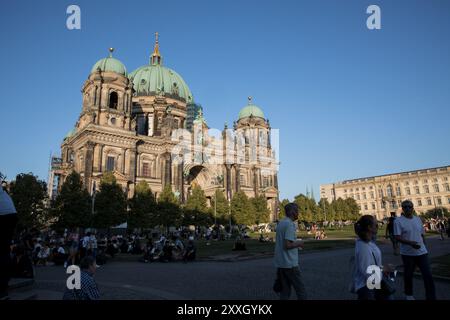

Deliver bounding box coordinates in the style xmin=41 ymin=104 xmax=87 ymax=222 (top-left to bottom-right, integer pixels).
xmin=50 ymin=34 xmax=279 ymax=221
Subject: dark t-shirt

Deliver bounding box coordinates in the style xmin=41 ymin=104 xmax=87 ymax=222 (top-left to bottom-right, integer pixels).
xmin=387 ymin=217 xmax=396 ymax=234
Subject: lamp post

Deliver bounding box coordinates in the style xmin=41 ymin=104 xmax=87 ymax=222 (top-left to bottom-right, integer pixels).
xmin=214 ymin=189 xmax=217 ymax=226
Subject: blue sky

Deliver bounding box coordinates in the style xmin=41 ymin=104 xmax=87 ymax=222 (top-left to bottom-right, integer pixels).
xmin=1 ymin=0 xmax=449 ymax=201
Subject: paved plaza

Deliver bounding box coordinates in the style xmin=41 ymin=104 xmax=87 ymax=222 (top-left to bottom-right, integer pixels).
xmin=32 ymin=236 xmax=450 ymax=300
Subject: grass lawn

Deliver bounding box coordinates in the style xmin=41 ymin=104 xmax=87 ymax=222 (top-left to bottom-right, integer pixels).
xmin=430 ymin=254 xmax=450 ymax=278
xmin=196 ymin=238 xmax=356 ymax=259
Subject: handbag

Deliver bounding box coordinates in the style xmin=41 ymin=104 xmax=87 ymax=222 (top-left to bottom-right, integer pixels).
xmin=371 ymin=252 xmax=396 ymax=297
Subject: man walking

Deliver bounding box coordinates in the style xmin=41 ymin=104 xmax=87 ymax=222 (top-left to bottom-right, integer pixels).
xmin=0 ymin=180 xmax=18 ymax=300
xmin=274 ymin=203 xmax=307 ymax=300
xmin=385 ymin=212 xmax=399 ymax=255
xmin=394 ymin=200 xmax=436 ymax=300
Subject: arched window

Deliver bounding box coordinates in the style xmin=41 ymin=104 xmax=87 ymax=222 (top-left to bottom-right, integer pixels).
xmin=109 ymin=91 xmax=118 ymax=109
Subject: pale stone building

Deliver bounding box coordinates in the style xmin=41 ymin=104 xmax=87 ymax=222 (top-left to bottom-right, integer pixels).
xmin=320 ymin=165 xmax=450 ymax=219
xmin=49 ymin=34 xmax=279 ymax=221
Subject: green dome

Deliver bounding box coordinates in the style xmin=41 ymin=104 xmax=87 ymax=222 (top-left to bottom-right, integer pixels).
xmin=91 ymin=55 xmax=127 ymax=76
xmin=238 ymin=103 xmax=265 ymax=120
xmin=129 ymin=64 xmax=193 ymax=103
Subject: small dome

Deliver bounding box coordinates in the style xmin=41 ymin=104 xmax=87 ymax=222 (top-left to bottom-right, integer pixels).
xmin=91 ymin=48 xmax=127 ymax=76
xmin=238 ymin=97 xmax=265 ymax=120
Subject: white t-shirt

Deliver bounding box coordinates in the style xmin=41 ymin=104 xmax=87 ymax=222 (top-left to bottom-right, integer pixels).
xmin=353 ymin=239 xmax=382 ymax=291
xmin=394 ymin=215 xmax=428 ymax=256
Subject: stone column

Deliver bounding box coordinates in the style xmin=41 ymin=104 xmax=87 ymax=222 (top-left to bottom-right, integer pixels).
xmin=225 ymin=164 xmax=231 ymax=200
xmin=96 ymin=144 xmax=104 ymax=172
xmin=235 ymin=165 xmax=240 ymax=193
xmin=253 ymin=167 xmax=259 ymax=197
xmin=83 ymin=141 xmax=95 ymax=190
xmin=129 ymin=148 xmax=137 ymax=183
xmin=122 ymin=148 xmax=126 ymax=174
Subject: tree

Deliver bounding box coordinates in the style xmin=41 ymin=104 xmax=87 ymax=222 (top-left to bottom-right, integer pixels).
xmin=184 ymin=185 xmax=211 ymax=226
xmin=424 ymin=207 xmax=450 ymax=219
xmin=294 ymin=194 xmax=317 ymax=223
xmin=210 ymin=189 xmax=230 ymax=224
xmin=92 ymin=172 xmax=127 ymax=229
xmin=331 ymin=198 xmax=347 ymax=221
xmin=230 ymin=191 xmax=255 ymax=226
xmin=251 ymin=195 xmax=270 ymax=224
xmin=10 ymin=173 xmax=48 ymax=230
xmin=157 ymin=185 xmax=182 ymax=228
xmin=128 ymin=181 xmax=157 ymax=229
xmin=278 ymin=199 xmax=290 ymax=219
xmin=51 ymin=171 xmax=92 ymax=230
xmin=344 ymin=198 xmax=360 ymax=221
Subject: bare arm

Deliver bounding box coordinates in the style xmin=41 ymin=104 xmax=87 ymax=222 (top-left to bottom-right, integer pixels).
xmin=394 ymin=235 xmax=419 ymax=247
xmin=284 ymin=239 xmax=304 ymax=250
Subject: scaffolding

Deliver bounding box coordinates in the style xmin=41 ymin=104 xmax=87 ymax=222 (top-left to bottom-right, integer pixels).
xmin=47 ymin=155 xmax=63 ymax=201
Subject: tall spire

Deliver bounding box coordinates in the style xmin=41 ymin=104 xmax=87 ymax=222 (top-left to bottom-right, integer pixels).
xmin=150 ymin=32 xmax=162 ymax=65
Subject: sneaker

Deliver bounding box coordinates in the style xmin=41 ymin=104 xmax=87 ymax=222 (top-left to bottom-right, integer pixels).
xmin=64 ymin=262 xmax=68 ymax=268
xmin=405 ymin=295 xmax=415 ymax=300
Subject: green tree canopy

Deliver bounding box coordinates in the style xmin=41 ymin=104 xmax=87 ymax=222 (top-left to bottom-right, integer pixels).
xmin=210 ymin=189 xmax=230 ymax=224
xmin=157 ymin=185 xmax=182 ymax=228
xmin=51 ymin=171 xmax=92 ymax=230
xmin=128 ymin=181 xmax=157 ymax=229
xmin=251 ymin=195 xmax=270 ymax=224
xmin=231 ymin=191 xmax=255 ymax=226
xmin=92 ymin=173 xmax=127 ymax=228
xmin=424 ymin=207 xmax=450 ymax=219
xmin=294 ymin=194 xmax=316 ymax=223
xmin=10 ymin=173 xmax=48 ymax=230
xmin=183 ymin=185 xmax=211 ymax=226
xmin=278 ymin=199 xmax=290 ymax=220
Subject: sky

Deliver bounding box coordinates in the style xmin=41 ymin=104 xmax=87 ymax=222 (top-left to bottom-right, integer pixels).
xmin=0 ymin=0 xmax=449 ymax=201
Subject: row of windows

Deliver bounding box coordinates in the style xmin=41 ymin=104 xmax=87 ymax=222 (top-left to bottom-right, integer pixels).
xmin=346 ymin=183 xmax=449 ymax=199
xmin=359 ymin=197 xmax=450 ymax=212
xmin=106 ymin=156 xmax=153 ymax=178
xmin=344 ymin=177 xmax=449 ymax=193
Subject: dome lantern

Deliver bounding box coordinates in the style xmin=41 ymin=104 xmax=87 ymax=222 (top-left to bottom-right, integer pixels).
xmin=150 ymin=32 xmax=162 ymax=66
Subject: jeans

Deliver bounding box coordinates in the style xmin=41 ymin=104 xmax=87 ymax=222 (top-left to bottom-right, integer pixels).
xmin=278 ymin=266 xmax=307 ymax=300
xmin=401 ymin=254 xmax=436 ymax=300
xmin=0 ymin=214 xmax=18 ymax=295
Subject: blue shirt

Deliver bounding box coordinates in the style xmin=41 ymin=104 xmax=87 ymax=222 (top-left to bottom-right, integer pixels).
xmin=274 ymin=217 xmax=298 ymax=268
xmin=63 ymin=270 xmax=100 ymax=300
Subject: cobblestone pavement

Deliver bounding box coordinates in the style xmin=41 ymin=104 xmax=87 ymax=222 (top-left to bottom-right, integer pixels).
xmin=33 ymin=236 xmax=450 ymax=300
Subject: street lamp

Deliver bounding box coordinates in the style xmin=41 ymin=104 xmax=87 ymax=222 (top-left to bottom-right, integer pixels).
xmin=214 ymin=189 xmax=217 ymax=226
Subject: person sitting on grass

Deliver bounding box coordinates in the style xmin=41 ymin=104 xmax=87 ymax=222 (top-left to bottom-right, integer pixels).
xmin=183 ymin=238 xmax=196 ymax=263
xmin=36 ymin=243 xmax=50 ymax=266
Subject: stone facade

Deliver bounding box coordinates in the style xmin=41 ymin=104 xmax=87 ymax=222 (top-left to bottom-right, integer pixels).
xmin=320 ymin=166 xmax=450 ymax=219
xmin=50 ymin=37 xmax=279 ymax=221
